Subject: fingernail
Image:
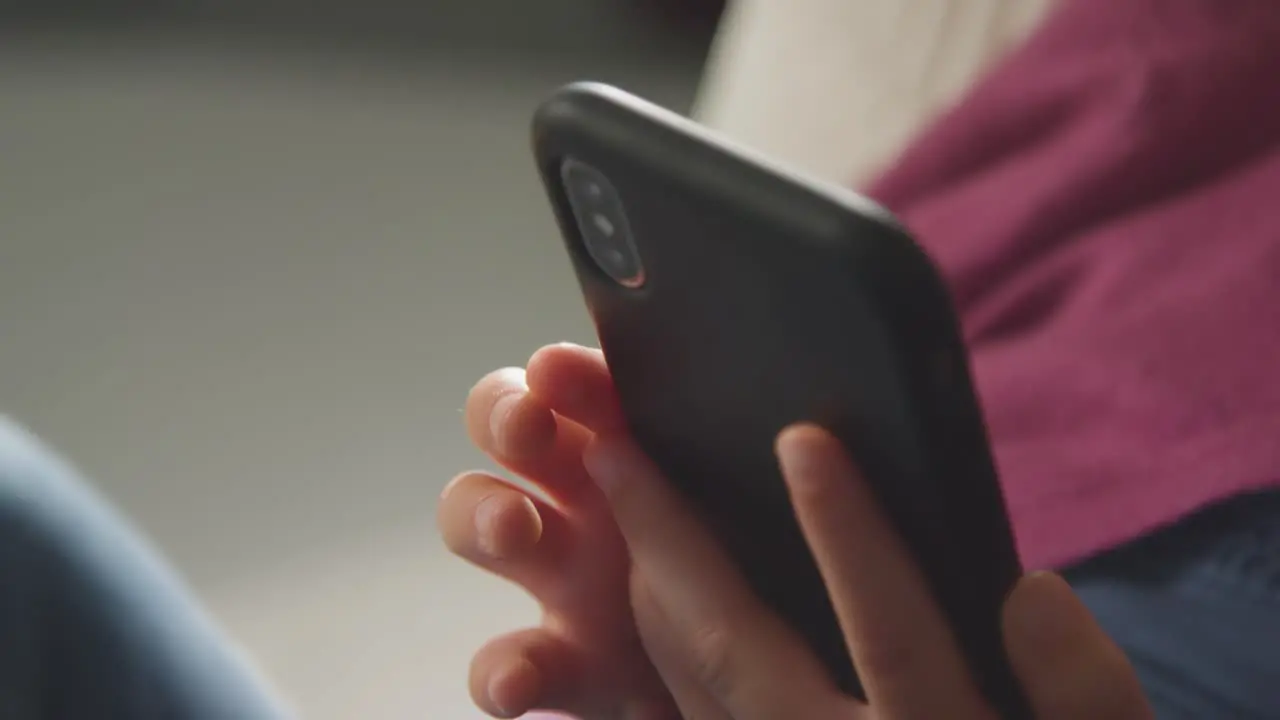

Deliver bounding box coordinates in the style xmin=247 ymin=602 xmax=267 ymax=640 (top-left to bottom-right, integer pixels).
xmin=488 ymin=657 xmax=540 ymax=718
xmin=486 ymin=672 xmax=512 ymax=717
xmin=440 ymin=473 xmax=465 ymax=500
xmin=489 ymin=393 xmax=522 ymax=451
xmin=474 ymin=494 xmax=505 ymax=559
xmin=775 ymin=426 xmax=822 ymax=485
xmin=1005 ymin=572 xmax=1080 ymax=648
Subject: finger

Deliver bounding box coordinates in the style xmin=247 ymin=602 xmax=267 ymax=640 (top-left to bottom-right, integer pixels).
xmin=438 ymin=471 xmax=572 ymax=594
xmin=526 ymin=343 xmax=627 ymax=434
xmin=583 ymin=435 xmax=850 ymax=719
xmin=1003 ymin=573 xmax=1153 ymax=720
xmin=630 ymin=570 xmax=736 ymax=720
xmin=465 ymin=367 xmax=596 ymax=502
xmin=471 ymin=627 xmax=676 ymax=720
xmin=776 ymin=424 xmax=991 ymax=718
xmin=470 ymin=628 xmax=582 ymax=719
xmin=438 ymin=472 xmax=633 ymax=642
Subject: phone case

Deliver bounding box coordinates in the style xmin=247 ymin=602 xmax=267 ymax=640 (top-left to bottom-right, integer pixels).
xmin=532 ymin=82 xmax=1029 ymax=717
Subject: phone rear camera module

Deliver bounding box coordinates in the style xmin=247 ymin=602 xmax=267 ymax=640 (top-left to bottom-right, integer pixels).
xmin=561 ymin=159 xmax=645 ymax=288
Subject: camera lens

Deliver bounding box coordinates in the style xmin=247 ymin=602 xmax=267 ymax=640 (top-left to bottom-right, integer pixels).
xmin=560 ymin=159 xmax=645 ymax=288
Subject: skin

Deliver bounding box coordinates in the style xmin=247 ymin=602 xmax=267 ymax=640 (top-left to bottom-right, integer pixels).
xmin=438 ymin=342 xmax=1154 ymax=720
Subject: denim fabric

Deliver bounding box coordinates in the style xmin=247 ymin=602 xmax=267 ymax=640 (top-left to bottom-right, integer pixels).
xmin=0 ymin=418 xmax=288 ymax=720
xmin=1069 ymin=490 xmax=1280 ymax=720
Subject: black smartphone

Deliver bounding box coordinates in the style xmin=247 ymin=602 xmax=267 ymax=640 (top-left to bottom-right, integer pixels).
xmin=531 ymin=82 xmax=1028 ymax=718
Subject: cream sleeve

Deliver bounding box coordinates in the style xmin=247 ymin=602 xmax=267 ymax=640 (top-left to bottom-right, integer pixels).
xmin=693 ymin=0 xmax=1053 ymax=187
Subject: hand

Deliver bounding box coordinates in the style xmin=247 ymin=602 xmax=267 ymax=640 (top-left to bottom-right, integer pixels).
xmin=584 ymin=424 xmax=1155 ymax=719
xmin=437 ymin=343 xmax=674 ymax=719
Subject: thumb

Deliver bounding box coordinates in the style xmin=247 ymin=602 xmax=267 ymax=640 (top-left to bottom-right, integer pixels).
xmin=1002 ymin=572 xmax=1153 ymax=720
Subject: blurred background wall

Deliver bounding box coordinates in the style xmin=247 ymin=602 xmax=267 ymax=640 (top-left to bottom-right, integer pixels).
xmin=0 ymin=3 xmax=718 ymax=717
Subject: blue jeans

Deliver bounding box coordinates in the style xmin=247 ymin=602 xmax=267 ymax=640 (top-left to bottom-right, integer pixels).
xmin=1066 ymin=489 xmax=1280 ymax=720
xmin=0 ymin=416 xmax=1277 ymax=719
xmin=0 ymin=418 xmax=288 ymax=719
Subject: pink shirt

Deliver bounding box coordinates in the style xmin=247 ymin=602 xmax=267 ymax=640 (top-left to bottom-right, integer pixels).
xmin=869 ymin=0 xmax=1280 ymax=568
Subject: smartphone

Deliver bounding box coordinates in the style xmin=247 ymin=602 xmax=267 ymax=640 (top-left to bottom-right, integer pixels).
xmin=531 ymin=82 xmax=1028 ymax=717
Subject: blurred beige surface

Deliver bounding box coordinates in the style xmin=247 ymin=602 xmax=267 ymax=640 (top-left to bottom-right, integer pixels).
xmin=0 ymin=32 xmax=696 ymax=719
xmin=696 ymin=0 xmax=1051 ymax=185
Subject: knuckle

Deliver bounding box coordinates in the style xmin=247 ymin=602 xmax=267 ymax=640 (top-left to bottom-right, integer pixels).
xmin=686 ymin=623 xmax=744 ymax=704
xmin=629 ymin=569 xmax=655 ymax=615
xmin=623 ymin=696 xmax=683 ymax=720
xmin=854 ymin=634 xmax=925 ymax=687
